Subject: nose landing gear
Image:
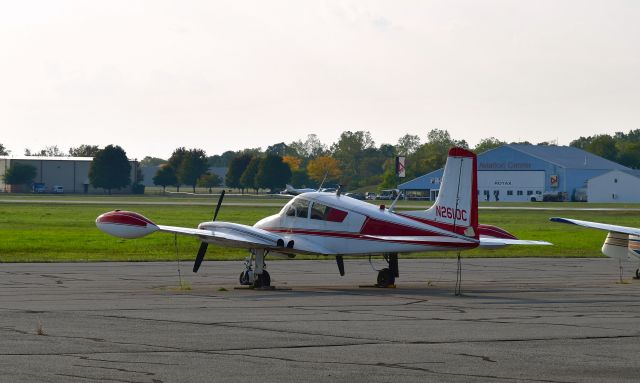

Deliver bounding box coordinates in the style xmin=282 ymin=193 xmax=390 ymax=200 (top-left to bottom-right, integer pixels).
xmin=239 ymin=249 xmax=271 ymax=288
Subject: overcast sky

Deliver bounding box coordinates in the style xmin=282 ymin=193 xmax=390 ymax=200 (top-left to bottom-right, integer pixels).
xmin=1 ymin=0 xmax=639 ymax=159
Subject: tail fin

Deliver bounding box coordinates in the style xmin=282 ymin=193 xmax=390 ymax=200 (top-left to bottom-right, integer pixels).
xmin=403 ymin=147 xmax=478 ymax=238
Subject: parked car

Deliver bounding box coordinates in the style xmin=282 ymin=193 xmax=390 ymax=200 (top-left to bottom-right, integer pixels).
xmin=365 ymin=192 xmax=376 ymax=200
xmin=52 ymin=185 xmax=64 ymax=194
xmin=344 ymin=192 xmax=365 ymax=200
xmin=377 ymin=189 xmax=399 ymax=200
xmin=32 ymin=183 xmax=46 ymax=193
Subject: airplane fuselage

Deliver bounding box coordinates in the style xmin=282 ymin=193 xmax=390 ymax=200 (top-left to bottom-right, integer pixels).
xmin=250 ymin=192 xmax=478 ymax=256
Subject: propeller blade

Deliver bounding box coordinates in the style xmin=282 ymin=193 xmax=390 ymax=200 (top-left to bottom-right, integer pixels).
xmin=213 ymin=190 xmax=225 ymax=221
xmin=193 ymin=242 xmax=208 ymax=273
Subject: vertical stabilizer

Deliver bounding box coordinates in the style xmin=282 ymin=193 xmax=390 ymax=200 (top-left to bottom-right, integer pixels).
xmin=403 ymin=147 xmax=478 ymax=238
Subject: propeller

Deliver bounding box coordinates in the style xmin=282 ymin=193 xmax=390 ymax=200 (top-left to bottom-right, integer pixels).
xmin=193 ymin=190 xmax=225 ymax=273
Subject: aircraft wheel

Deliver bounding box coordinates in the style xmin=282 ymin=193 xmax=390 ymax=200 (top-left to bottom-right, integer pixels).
xmin=635 ymin=268 xmax=640 ymax=280
xmin=253 ymin=270 xmax=271 ymax=288
xmin=376 ymin=268 xmax=395 ymax=287
xmin=239 ymin=270 xmax=252 ymax=285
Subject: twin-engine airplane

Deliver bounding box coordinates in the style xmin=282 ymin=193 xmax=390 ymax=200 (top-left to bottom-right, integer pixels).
xmin=96 ymin=148 xmax=550 ymax=288
xmin=551 ymin=217 xmax=640 ymax=278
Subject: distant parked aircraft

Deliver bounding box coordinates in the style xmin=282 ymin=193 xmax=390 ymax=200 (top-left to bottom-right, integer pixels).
xmin=283 ymin=184 xmax=317 ymax=195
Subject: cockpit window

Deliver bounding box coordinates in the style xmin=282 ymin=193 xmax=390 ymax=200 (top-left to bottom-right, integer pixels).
xmin=309 ymin=202 xmax=348 ymax=223
xmin=285 ymin=198 xmax=310 ymax=218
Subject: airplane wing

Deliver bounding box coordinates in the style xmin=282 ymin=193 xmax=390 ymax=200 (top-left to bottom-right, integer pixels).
xmin=479 ymin=236 xmax=552 ymax=248
xmin=550 ymin=217 xmax=640 ymax=236
xmin=96 ymin=210 xmax=284 ymax=249
xmin=156 ymin=223 xmax=283 ymax=249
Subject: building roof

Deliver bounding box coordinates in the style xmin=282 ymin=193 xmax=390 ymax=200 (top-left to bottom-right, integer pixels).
xmin=398 ymin=168 xmax=443 ymax=190
xmin=0 ymin=156 xmax=94 ymax=161
xmin=506 ymin=144 xmax=629 ymax=170
xmin=399 ymin=144 xmax=634 ymax=190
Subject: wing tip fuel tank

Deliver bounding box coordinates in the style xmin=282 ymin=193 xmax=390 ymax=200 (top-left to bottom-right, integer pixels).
xmin=96 ymin=210 xmax=159 ymax=239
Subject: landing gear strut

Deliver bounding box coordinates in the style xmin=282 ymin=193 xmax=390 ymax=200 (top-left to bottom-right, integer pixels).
xmin=239 ymin=249 xmax=271 ymax=288
xmin=375 ymin=253 xmax=399 ymax=288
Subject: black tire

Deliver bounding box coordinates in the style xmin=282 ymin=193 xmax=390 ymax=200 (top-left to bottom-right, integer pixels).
xmin=239 ymin=270 xmax=251 ymax=285
xmin=635 ymin=268 xmax=640 ymax=279
xmin=253 ymin=270 xmax=271 ymax=288
xmin=376 ymin=268 xmax=395 ymax=287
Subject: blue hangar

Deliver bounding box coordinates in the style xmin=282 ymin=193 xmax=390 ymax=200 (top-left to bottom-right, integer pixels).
xmin=398 ymin=144 xmax=632 ymax=202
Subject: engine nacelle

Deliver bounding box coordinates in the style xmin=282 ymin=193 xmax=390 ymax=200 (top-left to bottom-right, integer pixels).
xmin=601 ymin=231 xmax=629 ymax=260
xmin=96 ymin=210 xmax=158 ymax=239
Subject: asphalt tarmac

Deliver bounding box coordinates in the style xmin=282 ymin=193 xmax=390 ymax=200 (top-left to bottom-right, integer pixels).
xmin=1 ymin=258 xmax=639 ymax=382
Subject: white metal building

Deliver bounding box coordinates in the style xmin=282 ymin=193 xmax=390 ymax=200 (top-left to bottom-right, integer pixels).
xmin=0 ymin=156 xmax=139 ymax=194
xmin=587 ymin=169 xmax=640 ymax=203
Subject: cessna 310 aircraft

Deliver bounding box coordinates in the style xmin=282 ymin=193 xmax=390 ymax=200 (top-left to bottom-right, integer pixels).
xmin=551 ymin=217 xmax=640 ymax=279
xmin=96 ymin=148 xmax=550 ymax=288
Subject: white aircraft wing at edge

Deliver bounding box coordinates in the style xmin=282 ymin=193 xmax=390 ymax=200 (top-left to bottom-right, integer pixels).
xmin=479 ymin=237 xmax=552 ymax=248
xmin=550 ymin=217 xmax=640 ymax=236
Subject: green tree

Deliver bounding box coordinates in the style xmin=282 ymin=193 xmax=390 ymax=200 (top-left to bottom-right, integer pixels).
xmin=177 ymin=149 xmax=209 ymax=193
xmin=68 ymin=145 xmax=101 ymax=157
xmin=226 ymin=154 xmax=252 ymax=193
xmin=256 ymin=154 xmax=292 ymax=192
xmin=240 ymin=157 xmax=261 ymax=193
xmin=395 ymin=134 xmax=421 ymax=156
xmin=409 ymin=129 xmax=465 ymax=177
xmin=140 ymin=156 xmax=167 ymax=166
xmin=290 ymin=168 xmax=313 ymax=188
xmin=208 ymin=150 xmax=237 ymax=167
xmin=2 ymin=162 xmax=37 ymax=189
xmin=585 ymin=135 xmax=617 ymax=161
xmin=25 ymin=145 xmax=65 ymax=157
xmin=197 ymin=172 xmax=222 ymax=194
xmin=152 ymin=164 xmax=177 ymax=193
xmin=89 ymin=145 xmax=131 ymax=194
xmin=473 ymin=137 xmax=505 ymax=154
xmin=331 ymin=130 xmax=375 ymax=186
xmin=168 ymin=147 xmax=187 ymax=192
xmin=616 ymin=142 xmax=640 ymax=168
xmin=0 ymin=143 xmax=10 ymax=155
xmin=289 ymin=134 xmax=327 ymax=160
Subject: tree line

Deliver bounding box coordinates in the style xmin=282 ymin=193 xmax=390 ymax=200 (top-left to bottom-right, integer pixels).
xmin=3 ymin=128 xmax=640 ymax=193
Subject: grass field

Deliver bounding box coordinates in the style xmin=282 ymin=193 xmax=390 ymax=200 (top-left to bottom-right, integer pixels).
xmin=0 ymin=194 xmax=638 ymax=262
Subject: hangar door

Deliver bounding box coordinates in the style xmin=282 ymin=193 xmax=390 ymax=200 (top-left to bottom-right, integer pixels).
xmin=478 ymin=171 xmax=545 ymax=202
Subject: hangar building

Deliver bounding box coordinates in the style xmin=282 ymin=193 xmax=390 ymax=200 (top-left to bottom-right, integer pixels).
xmin=587 ymin=169 xmax=640 ymax=203
xmin=0 ymin=156 xmax=140 ymax=194
xmin=399 ymin=144 xmax=635 ymax=202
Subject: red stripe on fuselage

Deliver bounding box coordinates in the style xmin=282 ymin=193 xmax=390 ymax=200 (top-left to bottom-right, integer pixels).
xmin=360 ymin=217 xmax=447 ymax=237
xmin=396 ymin=213 xmax=468 ymax=236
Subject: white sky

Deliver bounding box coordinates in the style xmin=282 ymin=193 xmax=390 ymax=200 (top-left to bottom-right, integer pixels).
xmin=1 ymin=0 xmax=639 ymax=159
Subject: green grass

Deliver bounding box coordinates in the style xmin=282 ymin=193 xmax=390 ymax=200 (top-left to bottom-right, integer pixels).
xmin=0 ymin=195 xmax=638 ymax=262
xmin=0 ymin=203 xmax=281 ymax=262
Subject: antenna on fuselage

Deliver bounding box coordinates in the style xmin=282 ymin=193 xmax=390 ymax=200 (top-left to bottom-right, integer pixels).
xmin=389 ymin=189 xmax=402 ymax=212
xmin=317 ymin=171 xmax=328 ymax=191
xmin=336 ymin=184 xmax=343 ymax=197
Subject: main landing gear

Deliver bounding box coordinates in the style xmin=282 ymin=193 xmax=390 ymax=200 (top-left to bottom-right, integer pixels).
xmin=375 ymin=253 xmax=399 ymax=288
xmin=239 ymin=249 xmax=271 ymax=288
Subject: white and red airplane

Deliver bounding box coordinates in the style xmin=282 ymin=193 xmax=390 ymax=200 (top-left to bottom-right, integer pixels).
xmin=550 ymin=217 xmax=640 ymax=278
xmin=96 ymin=148 xmax=550 ymax=287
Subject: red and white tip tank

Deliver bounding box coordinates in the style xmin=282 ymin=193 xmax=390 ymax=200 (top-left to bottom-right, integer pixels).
xmin=96 ymin=210 xmax=159 ymax=239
